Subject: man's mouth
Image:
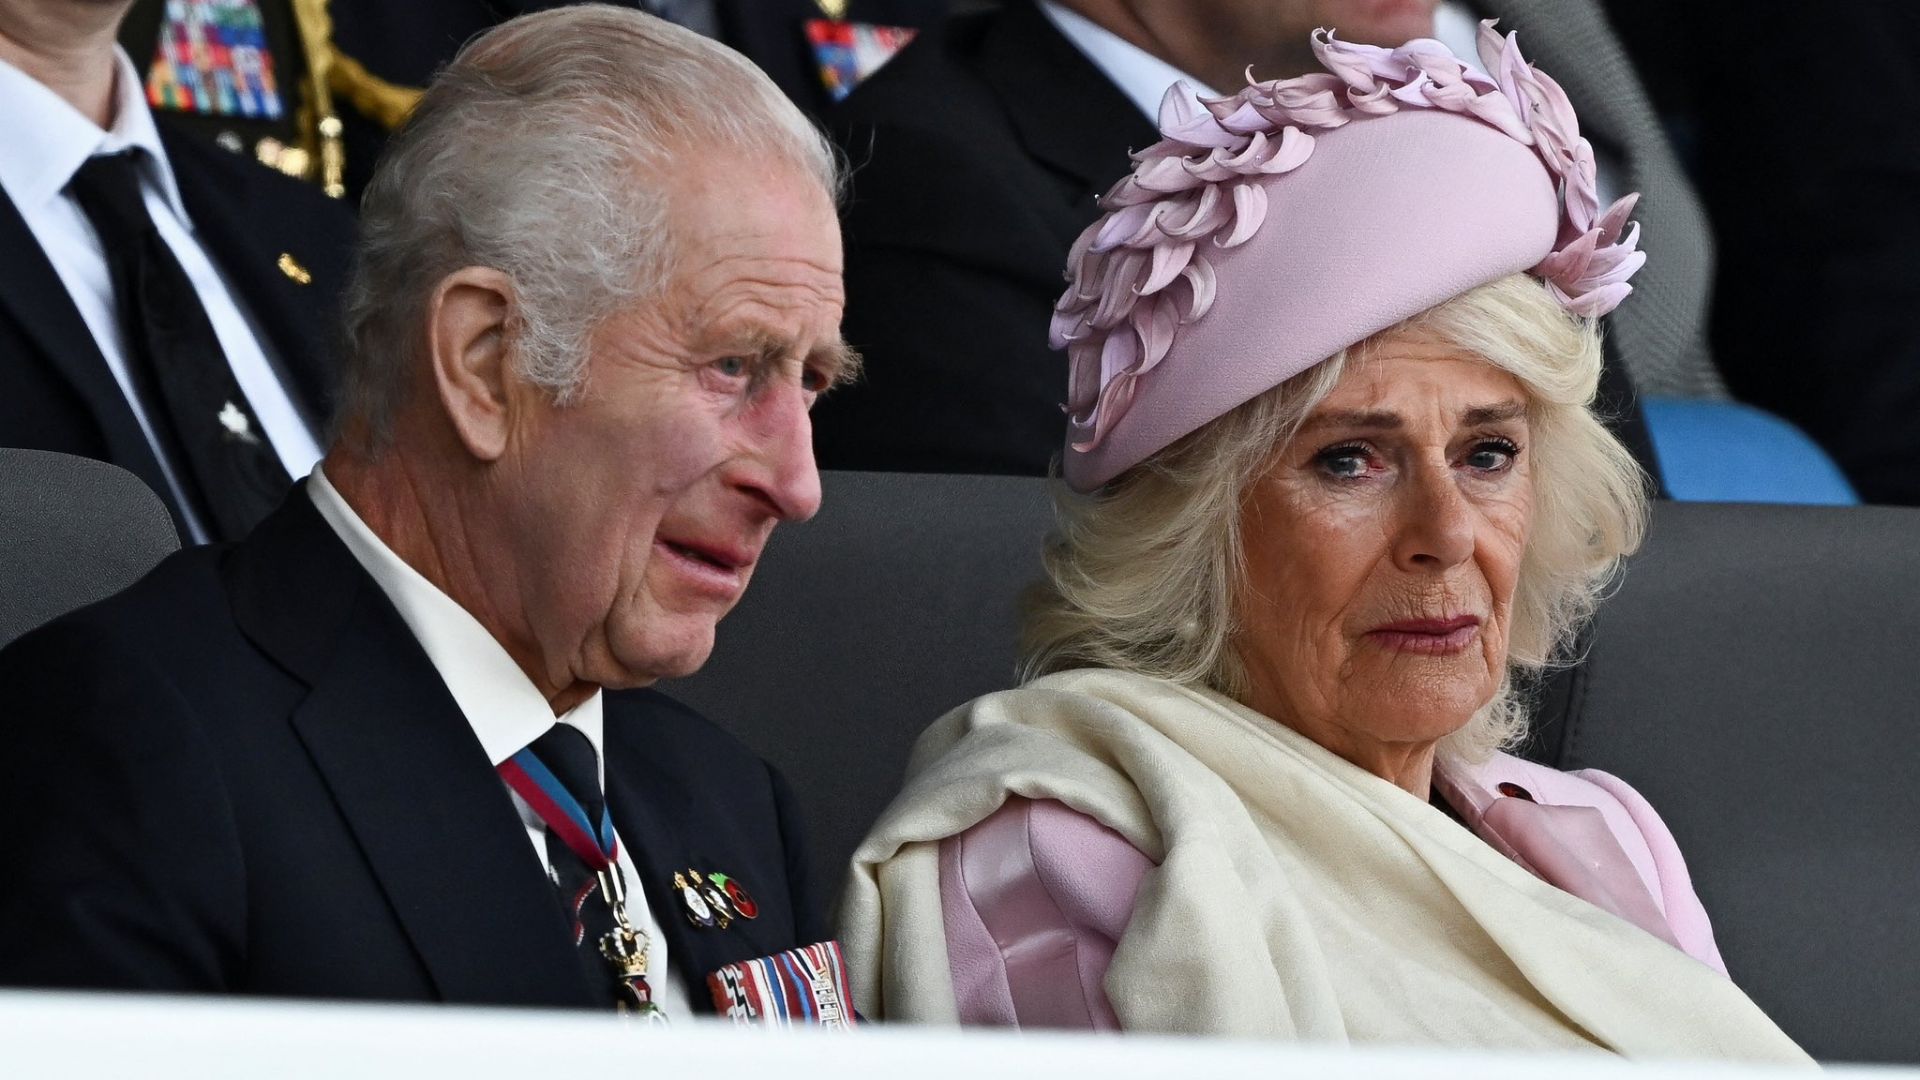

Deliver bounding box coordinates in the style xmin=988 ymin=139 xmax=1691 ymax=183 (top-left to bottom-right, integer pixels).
xmin=658 ymin=537 xmax=754 ymax=574
xmin=664 ymin=538 xmax=744 ymax=572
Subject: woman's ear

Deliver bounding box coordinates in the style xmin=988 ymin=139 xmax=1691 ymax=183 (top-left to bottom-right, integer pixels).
xmin=426 ymin=266 xmax=518 ymax=462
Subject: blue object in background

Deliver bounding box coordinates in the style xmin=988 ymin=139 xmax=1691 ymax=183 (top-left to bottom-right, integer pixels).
xmin=1641 ymin=398 xmax=1859 ymax=505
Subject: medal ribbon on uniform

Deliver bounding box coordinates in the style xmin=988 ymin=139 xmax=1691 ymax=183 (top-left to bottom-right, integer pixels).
xmin=498 ymin=749 xmax=665 ymax=1020
xmin=708 ymin=941 xmax=858 ymax=1029
xmin=499 ymin=747 xmax=618 ymax=870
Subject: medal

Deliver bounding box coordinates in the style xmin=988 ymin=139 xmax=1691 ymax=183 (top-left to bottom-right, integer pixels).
xmin=690 ymin=870 xmax=736 ymax=927
xmin=707 ymin=871 xmax=760 ymax=920
xmin=803 ymin=18 xmax=917 ymax=102
xmin=498 ymin=746 xmax=667 ymax=1020
xmin=145 ymin=0 xmax=285 ymax=120
xmin=675 ymin=871 xmax=718 ymax=928
xmin=676 ymin=869 xmax=759 ymax=928
xmin=708 ymin=941 xmax=858 ymax=1028
xmin=597 ymin=869 xmax=669 ymax=1022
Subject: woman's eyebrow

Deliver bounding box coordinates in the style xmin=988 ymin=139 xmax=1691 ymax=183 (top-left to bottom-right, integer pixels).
xmin=1302 ymin=409 xmax=1402 ymax=433
xmin=1461 ymin=401 xmax=1528 ymax=426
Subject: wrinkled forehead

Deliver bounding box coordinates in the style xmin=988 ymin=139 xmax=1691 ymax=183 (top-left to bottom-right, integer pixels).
xmin=1307 ymin=343 xmax=1532 ymax=433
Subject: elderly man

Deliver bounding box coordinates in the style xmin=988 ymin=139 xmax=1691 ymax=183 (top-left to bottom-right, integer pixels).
xmin=0 ymin=5 xmax=853 ymax=1019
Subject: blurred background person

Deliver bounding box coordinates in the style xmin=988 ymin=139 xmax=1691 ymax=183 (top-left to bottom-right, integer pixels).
xmin=0 ymin=0 xmax=353 ymax=542
xmin=113 ymin=0 xmax=947 ymax=203
xmin=842 ymin=31 xmax=1804 ymax=1059
xmin=811 ymin=0 xmax=1729 ymax=490
xmin=1605 ymin=0 xmax=1920 ymax=505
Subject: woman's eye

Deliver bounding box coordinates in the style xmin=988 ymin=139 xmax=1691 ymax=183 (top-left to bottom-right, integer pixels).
xmin=1464 ymin=439 xmax=1521 ymax=472
xmin=1314 ymin=445 xmax=1372 ymax=479
xmin=713 ymin=356 xmax=749 ymax=378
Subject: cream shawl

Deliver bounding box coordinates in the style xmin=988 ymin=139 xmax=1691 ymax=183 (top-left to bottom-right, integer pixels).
xmin=840 ymin=669 xmax=1809 ymax=1062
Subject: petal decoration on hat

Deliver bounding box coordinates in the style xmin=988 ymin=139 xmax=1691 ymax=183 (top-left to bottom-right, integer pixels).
xmin=1157 ymin=82 xmax=1244 ymax=149
xmin=1140 ymin=240 xmax=1196 ymax=295
xmin=1178 ymin=259 xmax=1217 ymax=322
xmin=1159 ymin=183 xmax=1229 ymax=240
xmin=1052 ymin=21 xmax=1645 ymax=457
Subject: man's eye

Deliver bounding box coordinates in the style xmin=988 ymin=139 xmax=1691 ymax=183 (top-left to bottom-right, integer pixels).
xmin=714 ymin=357 xmax=748 ymax=378
xmin=800 ymin=367 xmax=826 ymax=393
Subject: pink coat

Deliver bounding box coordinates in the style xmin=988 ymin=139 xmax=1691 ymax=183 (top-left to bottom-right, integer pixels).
xmin=938 ymin=751 xmax=1728 ymax=1030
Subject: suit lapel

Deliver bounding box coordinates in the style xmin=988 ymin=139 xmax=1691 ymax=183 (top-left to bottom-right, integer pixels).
xmin=978 ymin=0 xmax=1160 ymax=213
xmin=0 ymin=185 xmax=175 ymax=509
xmin=231 ymin=491 xmax=595 ymax=1008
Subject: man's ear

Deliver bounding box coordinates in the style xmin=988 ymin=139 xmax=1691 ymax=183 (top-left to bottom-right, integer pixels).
xmin=426 ymin=266 xmax=520 ymax=462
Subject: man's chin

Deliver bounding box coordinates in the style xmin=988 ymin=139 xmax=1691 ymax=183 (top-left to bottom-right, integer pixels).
xmin=602 ymin=627 xmax=718 ymax=686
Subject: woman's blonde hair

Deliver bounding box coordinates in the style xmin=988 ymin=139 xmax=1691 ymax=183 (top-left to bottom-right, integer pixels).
xmin=1021 ymin=274 xmax=1650 ymax=761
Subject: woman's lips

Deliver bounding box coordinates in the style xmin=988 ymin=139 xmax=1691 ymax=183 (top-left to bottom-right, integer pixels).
xmin=1363 ymin=615 xmax=1481 ymax=655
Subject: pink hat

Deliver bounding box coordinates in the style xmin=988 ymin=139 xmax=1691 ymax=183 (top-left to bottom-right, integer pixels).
xmin=1050 ymin=22 xmax=1645 ymax=492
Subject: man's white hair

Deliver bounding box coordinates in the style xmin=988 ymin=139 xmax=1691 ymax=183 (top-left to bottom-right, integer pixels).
xmin=336 ymin=3 xmax=842 ymax=448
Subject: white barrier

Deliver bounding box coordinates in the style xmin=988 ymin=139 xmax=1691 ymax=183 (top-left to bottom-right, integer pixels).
xmin=0 ymin=990 xmax=1907 ymax=1079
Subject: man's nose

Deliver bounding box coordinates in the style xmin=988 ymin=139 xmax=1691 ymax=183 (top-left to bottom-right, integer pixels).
xmin=1390 ymin=460 xmax=1475 ymax=572
xmin=738 ymin=381 xmax=823 ymax=522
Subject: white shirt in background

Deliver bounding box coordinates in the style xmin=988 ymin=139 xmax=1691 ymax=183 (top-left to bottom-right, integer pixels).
xmin=1038 ymin=1 xmax=1222 ymax=123
xmin=0 ymin=48 xmax=322 ymax=543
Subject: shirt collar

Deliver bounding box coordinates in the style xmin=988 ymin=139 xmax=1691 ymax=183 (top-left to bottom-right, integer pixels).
xmin=1038 ymin=1 xmax=1220 ymax=124
xmin=0 ymin=47 xmax=191 ymax=226
xmin=1431 ymin=2 xmax=1486 ymax=76
xmin=306 ymin=467 xmax=607 ymax=775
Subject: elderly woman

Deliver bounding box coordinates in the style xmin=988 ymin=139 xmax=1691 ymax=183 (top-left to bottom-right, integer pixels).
xmin=842 ymin=27 xmax=1807 ymax=1061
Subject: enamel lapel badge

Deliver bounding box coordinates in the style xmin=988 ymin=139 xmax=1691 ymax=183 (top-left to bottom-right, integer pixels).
xmin=674 ymin=868 xmax=759 ymax=929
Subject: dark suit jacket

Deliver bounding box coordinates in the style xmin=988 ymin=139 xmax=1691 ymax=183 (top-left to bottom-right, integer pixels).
xmin=814 ymin=0 xmax=1151 ymax=476
xmin=814 ymin=0 xmax=1663 ymax=485
xmin=0 ymin=486 xmax=823 ymax=1009
xmin=0 ymin=124 xmax=354 ymax=540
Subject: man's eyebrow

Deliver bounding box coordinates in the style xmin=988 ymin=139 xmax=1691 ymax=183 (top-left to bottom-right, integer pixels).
xmin=811 ymin=338 xmax=863 ymax=389
xmin=717 ymin=328 xmax=863 ymax=390
xmin=1462 ymin=400 xmax=1528 ymax=426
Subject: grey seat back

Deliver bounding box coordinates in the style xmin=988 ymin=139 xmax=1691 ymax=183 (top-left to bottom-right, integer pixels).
xmin=0 ymin=449 xmax=180 ymax=649
xmin=1538 ymin=502 xmax=1920 ymax=1064
xmin=667 ymin=471 xmax=1053 ymax=888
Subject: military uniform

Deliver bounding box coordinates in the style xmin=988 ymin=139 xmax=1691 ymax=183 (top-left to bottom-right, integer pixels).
xmin=125 ymin=0 xmax=946 ymax=202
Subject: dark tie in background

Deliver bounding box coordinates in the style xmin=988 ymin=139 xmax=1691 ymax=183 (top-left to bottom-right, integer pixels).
xmin=526 ymin=723 xmax=625 ymax=1006
xmin=66 ymin=150 xmax=290 ymax=541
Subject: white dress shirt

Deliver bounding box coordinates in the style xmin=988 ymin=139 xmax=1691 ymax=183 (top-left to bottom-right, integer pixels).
xmin=1039 ymin=1 xmax=1221 ymax=123
xmin=306 ymin=467 xmax=691 ymax=1017
xmin=0 ymin=49 xmax=322 ymax=543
